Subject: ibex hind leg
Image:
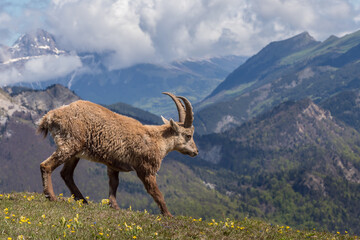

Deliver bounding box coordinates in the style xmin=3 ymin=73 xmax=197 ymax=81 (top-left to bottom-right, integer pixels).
xmin=107 ymin=167 xmax=120 ymax=209
xmin=60 ymin=157 xmax=88 ymax=204
xmin=40 ymin=149 xmax=78 ymax=201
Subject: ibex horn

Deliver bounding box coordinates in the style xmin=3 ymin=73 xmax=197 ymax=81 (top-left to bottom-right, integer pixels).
xmin=177 ymin=96 xmax=194 ymax=128
xmin=162 ymin=92 xmax=185 ymax=123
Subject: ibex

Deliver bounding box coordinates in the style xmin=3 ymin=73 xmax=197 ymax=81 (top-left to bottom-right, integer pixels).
xmin=37 ymin=92 xmax=198 ymax=217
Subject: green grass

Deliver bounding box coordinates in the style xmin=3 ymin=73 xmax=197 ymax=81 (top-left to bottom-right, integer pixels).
xmin=1 ymin=192 xmax=358 ymax=240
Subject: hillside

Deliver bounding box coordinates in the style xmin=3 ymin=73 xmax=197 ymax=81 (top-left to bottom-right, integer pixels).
xmin=195 ymin=99 xmax=360 ymax=233
xmin=0 ymin=192 xmax=356 ymax=239
xmin=320 ymin=89 xmax=360 ymax=132
xmin=195 ymin=30 xmax=360 ymax=134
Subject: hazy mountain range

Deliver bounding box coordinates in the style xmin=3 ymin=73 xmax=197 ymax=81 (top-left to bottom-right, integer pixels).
xmin=1 ymin=28 xmax=360 ymax=234
xmin=0 ymin=29 xmax=246 ymax=115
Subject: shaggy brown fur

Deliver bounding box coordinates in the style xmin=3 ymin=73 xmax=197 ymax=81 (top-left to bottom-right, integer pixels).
xmin=37 ymin=94 xmax=198 ymax=217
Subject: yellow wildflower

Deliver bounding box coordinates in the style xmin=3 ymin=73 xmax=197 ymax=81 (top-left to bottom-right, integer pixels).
xmin=20 ymin=216 xmax=29 ymax=223
xmin=101 ymin=199 xmax=109 ymax=205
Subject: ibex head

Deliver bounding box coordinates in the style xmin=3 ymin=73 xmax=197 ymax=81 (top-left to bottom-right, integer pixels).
xmin=162 ymin=92 xmax=198 ymax=157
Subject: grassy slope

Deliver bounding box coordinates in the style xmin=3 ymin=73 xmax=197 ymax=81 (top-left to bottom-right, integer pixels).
xmin=1 ymin=192 xmax=358 ymax=240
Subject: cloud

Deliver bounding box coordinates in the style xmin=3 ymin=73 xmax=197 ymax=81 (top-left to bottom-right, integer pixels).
xmin=0 ymin=54 xmax=82 ymax=86
xmin=1 ymin=0 xmax=360 ymax=70
xmin=44 ymin=0 xmax=360 ymax=69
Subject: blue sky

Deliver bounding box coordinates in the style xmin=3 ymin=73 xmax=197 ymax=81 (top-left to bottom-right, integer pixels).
xmin=1 ymin=0 xmax=360 ymax=69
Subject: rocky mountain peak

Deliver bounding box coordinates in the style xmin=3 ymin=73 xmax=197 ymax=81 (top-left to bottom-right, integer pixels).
xmin=290 ymin=31 xmax=317 ymax=45
xmin=10 ymin=29 xmax=65 ymax=59
xmin=7 ymin=84 xmax=80 ymax=113
xmin=302 ymin=101 xmax=332 ymax=121
xmin=226 ymin=99 xmax=339 ymax=151
xmin=1 ymin=84 xmax=80 ymax=140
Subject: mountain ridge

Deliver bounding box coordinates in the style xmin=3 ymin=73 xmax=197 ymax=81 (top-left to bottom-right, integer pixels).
xmin=195 ymin=29 xmax=360 ymax=135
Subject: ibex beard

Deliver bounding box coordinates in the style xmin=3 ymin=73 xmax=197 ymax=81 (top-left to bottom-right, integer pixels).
xmin=37 ymin=92 xmax=198 ymax=217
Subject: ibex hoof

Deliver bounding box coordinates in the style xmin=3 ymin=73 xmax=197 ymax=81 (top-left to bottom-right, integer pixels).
xmin=163 ymin=212 xmax=173 ymax=218
xmin=45 ymin=194 xmax=57 ymax=201
xmin=110 ymin=203 xmax=120 ymax=210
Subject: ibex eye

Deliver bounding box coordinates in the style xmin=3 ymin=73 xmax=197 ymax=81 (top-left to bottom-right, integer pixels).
xmin=185 ymin=134 xmax=192 ymax=140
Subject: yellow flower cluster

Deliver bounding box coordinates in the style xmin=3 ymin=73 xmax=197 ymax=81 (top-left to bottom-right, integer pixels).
xmin=101 ymin=199 xmax=110 ymax=205
xmin=58 ymin=213 xmax=83 ymax=236
xmin=114 ymin=221 xmax=143 ymax=239
xmin=206 ymin=218 xmax=240 ymax=229
xmin=191 ymin=217 xmax=202 ymax=222
xmin=6 ymin=235 xmax=24 ymax=240
xmin=19 ymin=216 xmax=31 ymax=225
xmin=3 ymin=207 xmax=32 ymax=225
xmin=97 ymin=227 xmax=111 ymax=237
xmin=277 ymin=225 xmax=292 ymax=234
xmin=23 ymin=195 xmax=35 ymax=201
xmin=0 ymin=193 xmax=11 ymax=199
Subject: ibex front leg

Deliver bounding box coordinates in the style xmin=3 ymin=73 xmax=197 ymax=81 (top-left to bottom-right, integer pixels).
xmin=40 ymin=149 xmax=76 ymax=201
xmin=136 ymin=170 xmax=172 ymax=217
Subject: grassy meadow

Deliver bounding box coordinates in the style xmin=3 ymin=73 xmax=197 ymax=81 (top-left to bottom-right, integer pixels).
xmin=0 ymin=192 xmax=358 ymax=239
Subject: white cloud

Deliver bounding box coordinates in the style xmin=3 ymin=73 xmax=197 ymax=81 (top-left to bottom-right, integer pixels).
xmin=0 ymin=54 xmax=82 ymax=86
xmin=1 ymin=0 xmax=360 ymax=71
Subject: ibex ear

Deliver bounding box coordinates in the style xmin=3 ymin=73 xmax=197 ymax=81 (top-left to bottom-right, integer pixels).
xmin=169 ymin=119 xmax=180 ymax=133
xmin=161 ymin=115 xmax=170 ymax=125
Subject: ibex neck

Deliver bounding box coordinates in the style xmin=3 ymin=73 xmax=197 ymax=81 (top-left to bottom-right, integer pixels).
xmin=144 ymin=124 xmax=176 ymax=159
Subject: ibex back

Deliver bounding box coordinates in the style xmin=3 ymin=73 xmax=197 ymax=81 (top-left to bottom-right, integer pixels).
xmin=37 ymin=92 xmax=198 ymax=217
